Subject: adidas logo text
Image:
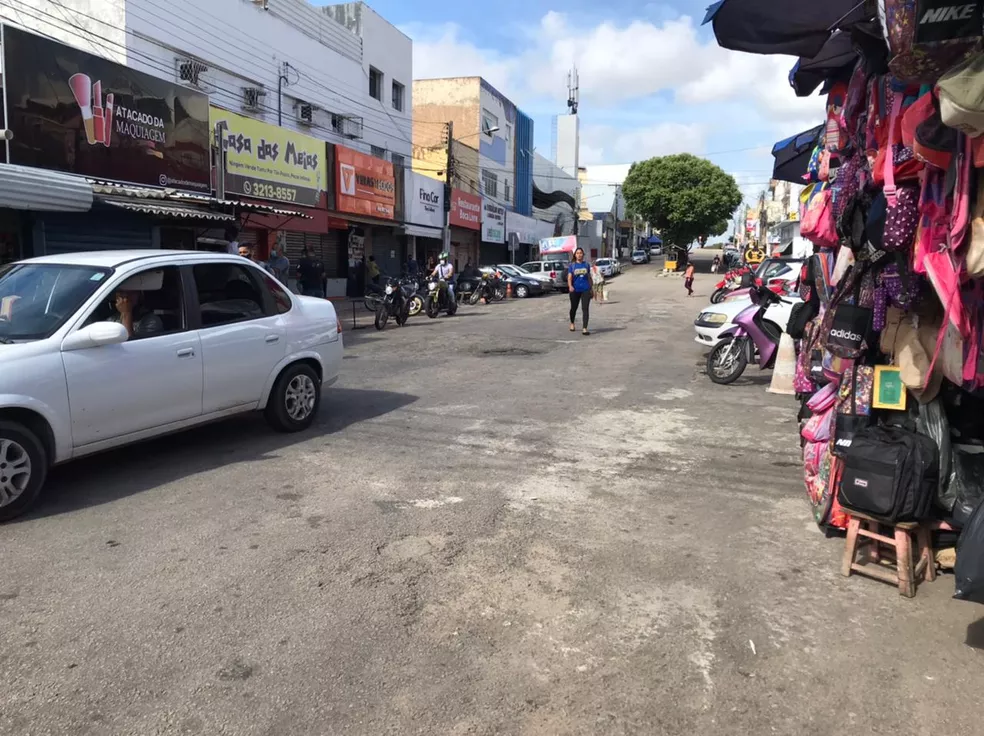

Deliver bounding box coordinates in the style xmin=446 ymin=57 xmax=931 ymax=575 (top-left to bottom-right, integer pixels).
xmin=830 ymin=329 xmax=863 ymax=342
xmin=853 ymin=478 xmax=869 ymax=488
xmin=920 ymin=4 xmax=976 ymax=23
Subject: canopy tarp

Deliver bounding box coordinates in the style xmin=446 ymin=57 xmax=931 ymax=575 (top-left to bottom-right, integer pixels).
xmin=771 ymin=124 xmax=823 ymax=184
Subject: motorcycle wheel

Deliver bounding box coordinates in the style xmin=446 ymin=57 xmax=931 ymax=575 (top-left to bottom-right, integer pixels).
xmin=364 ymin=297 xmax=379 ymax=312
xmin=448 ymin=298 xmax=458 ymax=316
xmin=469 ymin=290 xmax=482 ymax=305
xmin=710 ymin=287 xmax=729 ymax=304
xmin=426 ymin=298 xmax=439 ymax=318
xmin=408 ymin=296 xmax=423 ymax=317
xmin=493 ymin=287 xmax=506 ymax=302
xmin=707 ymin=337 xmax=748 ymax=385
xmin=374 ymin=306 xmax=389 ymax=331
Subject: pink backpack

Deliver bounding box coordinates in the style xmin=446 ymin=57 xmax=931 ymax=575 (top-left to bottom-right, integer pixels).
xmin=801 ymin=184 xmax=839 ymax=248
xmin=884 ymin=0 xmax=983 ymax=84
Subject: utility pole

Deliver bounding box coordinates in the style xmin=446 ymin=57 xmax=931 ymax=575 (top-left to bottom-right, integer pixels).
xmin=277 ymin=61 xmax=292 ymax=127
xmin=442 ymin=121 xmax=454 ymax=255
xmin=609 ymin=183 xmax=623 ymax=260
xmin=214 ymin=121 xmax=229 ymax=200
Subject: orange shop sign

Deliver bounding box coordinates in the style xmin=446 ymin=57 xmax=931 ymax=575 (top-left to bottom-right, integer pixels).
xmin=449 ymin=189 xmax=481 ymax=230
xmin=335 ymin=144 xmax=395 ymax=220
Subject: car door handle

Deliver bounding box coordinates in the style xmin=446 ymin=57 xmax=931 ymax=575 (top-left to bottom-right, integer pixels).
xmin=177 ymin=348 xmax=195 ymax=358
xmin=265 ymin=335 xmax=280 ymax=344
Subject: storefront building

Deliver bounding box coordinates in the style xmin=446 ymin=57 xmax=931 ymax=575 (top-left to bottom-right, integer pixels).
xmin=333 ymin=144 xmax=400 ymax=295
xmin=403 ymin=171 xmax=445 ymax=266
xmin=504 ymin=210 xmax=545 ymax=264
xmin=448 ymin=189 xmax=481 ymax=270
xmin=210 ymin=106 xmax=336 ymax=290
xmin=480 ymin=198 xmax=507 ymax=265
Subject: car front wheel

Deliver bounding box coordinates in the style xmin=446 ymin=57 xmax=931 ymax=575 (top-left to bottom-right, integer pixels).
xmin=515 ymin=284 xmax=529 ymax=298
xmin=265 ymin=363 xmax=321 ymax=432
xmin=0 ymin=421 xmax=48 ymax=523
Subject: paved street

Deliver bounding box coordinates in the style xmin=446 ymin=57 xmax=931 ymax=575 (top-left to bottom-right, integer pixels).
xmin=3 ymin=261 xmax=984 ymax=736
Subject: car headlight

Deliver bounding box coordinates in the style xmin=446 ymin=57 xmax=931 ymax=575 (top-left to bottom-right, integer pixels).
xmin=700 ymin=312 xmax=728 ymax=325
xmin=428 ymin=282 xmax=438 ymax=290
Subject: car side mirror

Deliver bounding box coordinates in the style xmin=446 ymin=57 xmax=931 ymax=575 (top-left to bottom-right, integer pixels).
xmin=61 ymin=322 xmax=129 ymax=351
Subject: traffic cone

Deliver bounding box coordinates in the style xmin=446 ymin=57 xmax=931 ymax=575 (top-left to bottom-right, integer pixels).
xmin=767 ymin=332 xmax=797 ymax=396
xmin=506 ymin=283 xmax=512 ymax=299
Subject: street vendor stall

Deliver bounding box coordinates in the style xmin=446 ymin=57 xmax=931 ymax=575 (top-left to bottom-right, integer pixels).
xmin=714 ymin=2 xmax=984 ymax=601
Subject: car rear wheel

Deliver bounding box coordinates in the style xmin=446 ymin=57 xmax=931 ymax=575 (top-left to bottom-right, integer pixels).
xmin=0 ymin=421 xmax=48 ymax=523
xmin=266 ymin=363 xmax=321 ymax=433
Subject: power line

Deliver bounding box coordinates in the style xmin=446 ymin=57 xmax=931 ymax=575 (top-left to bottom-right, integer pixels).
xmin=1 ymin=1 xmax=418 ymax=157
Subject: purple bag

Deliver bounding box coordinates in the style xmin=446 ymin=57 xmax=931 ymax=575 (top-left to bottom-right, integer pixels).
xmin=883 ymin=186 xmax=921 ymax=251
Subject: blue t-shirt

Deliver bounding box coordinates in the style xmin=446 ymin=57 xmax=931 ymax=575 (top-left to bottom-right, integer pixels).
xmin=568 ymin=261 xmax=591 ymax=293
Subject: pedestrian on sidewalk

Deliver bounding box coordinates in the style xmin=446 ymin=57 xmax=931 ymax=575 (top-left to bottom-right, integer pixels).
xmin=567 ymin=247 xmax=593 ymax=335
xmin=298 ymin=245 xmax=326 ymax=298
xmin=368 ymin=256 xmax=381 ymax=285
xmin=684 ymin=261 xmax=696 ymax=297
xmin=591 ymin=262 xmax=605 ymax=303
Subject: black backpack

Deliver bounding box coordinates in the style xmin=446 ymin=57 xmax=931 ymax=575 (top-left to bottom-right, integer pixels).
xmin=838 ymin=425 xmax=939 ymax=524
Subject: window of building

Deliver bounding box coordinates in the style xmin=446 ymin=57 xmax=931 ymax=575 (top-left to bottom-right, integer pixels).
xmin=370 ymin=145 xmax=387 ymax=160
xmin=481 ymin=109 xmax=498 ymax=137
xmin=391 ymin=153 xmax=406 ymax=168
xmin=504 ymin=179 xmax=511 ymax=203
xmin=482 ymin=170 xmax=498 ymax=198
xmin=369 ymin=67 xmax=383 ymax=101
xmin=391 ymin=81 xmax=405 ymax=112
xmin=505 ymin=123 xmax=512 ymax=141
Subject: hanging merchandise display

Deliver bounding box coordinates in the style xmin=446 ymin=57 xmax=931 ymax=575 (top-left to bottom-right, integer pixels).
xmin=713 ymin=0 xmax=984 ymax=604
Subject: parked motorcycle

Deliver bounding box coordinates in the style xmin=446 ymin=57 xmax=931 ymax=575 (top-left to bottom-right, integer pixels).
xmin=426 ymin=278 xmax=458 ymax=318
xmin=404 ymin=277 xmax=425 ymax=317
xmin=364 ymin=281 xmax=385 ymax=312
xmin=710 ymin=266 xmax=752 ymax=304
xmin=706 ymin=284 xmax=792 ymax=385
xmin=467 ymin=274 xmax=496 ymax=305
xmin=374 ymin=277 xmax=410 ymax=330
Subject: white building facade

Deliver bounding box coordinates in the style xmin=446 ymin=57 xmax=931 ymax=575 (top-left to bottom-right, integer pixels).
xmin=1 ymin=0 xmax=412 ymax=161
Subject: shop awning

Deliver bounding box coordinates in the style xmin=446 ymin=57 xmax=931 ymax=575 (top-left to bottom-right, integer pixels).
xmin=402 ymin=223 xmax=444 ymax=239
xmin=100 ymin=196 xmax=237 ymax=222
xmin=0 ymin=164 xmax=92 ymax=213
xmin=88 ymin=181 xmax=312 ymax=220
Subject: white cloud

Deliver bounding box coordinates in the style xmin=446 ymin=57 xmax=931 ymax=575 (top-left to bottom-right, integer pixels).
xmin=406 ymin=12 xmax=826 ymax=167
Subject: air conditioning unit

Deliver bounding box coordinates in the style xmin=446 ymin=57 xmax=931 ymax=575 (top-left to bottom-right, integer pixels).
xmin=338 ymin=115 xmax=363 ymax=140
xmin=242 ymin=87 xmax=264 ymax=112
xmin=176 ymin=58 xmax=208 ymax=88
xmin=297 ymin=102 xmax=314 ymax=126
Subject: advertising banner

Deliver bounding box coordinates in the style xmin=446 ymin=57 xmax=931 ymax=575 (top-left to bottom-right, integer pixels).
xmin=481 ymin=198 xmax=506 ymax=242
xmin=1 ymin=25 xmax=210 ymax=192
xmin=539 ymin=235 xmax=577 ymax=255
xmin=405 ymin=170 xmax=444 ymax=228
xmin=335 ymin=144 xmax=395 ymax=220
xmin=449 ymin=189 xmax=481 ymax=230
xmin=210 ymin=106 xmax=324 ymax=206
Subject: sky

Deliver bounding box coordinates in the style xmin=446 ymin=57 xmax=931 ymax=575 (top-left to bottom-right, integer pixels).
xmin=324 ymin=1 xmax=827 ymax=214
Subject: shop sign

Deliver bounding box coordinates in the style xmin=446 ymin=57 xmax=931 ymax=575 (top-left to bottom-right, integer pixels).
xmin=335 ymin=144 xmax=395 ymax=220
xmin=210 ymin=106 xmax=324 ymax=206
xmin=1 ymin=25 xmax=210 ymax=192
xmin=405 ymin=170 xmax=444 ymax=228
xmin=481 ymin=198 xmax=506 ymax=242
xmin=505 ymin=210 xmax=540 ymax=245
xmin=449 ymin=189 xmax=481 ymax=230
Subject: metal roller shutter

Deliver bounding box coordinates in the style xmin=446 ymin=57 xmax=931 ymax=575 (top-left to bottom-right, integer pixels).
xmin=238 ymin=229 xmax=259 ymax=246
xmin=322 ymin=231 xmax=341 ymax=278
xmin=41 ymin=212 xmax=153 ymax=255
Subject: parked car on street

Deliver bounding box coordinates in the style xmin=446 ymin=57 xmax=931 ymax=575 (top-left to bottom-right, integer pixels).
xmin=650 ymin=244 xmax=663 ymax=257
xmin=595 ymin=258 xmax=616 ymax=278
xmin=693 ymin=289 xmax=800 ymax=350
xmin=484 ymin=266 xmax=545 ymax=298
xmin=0 ymin=250 xmax=343 ymax=521
xmin=520 ymin=259 xmax=569 ymax=291
xmin=631 ymin=249 xmax=648 ymax=265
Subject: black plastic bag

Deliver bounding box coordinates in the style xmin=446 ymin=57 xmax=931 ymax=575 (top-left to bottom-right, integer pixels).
xmin=954 ymin=498 xmax=984 ymax=603
xmin=916 ymin=399 xmax=952 ymax=510
xmin=950 ymin=447 xmax=984 ymax=527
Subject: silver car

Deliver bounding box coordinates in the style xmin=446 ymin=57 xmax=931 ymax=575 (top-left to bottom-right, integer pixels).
xmin=520 ymin=260 xmax=569 ymax=291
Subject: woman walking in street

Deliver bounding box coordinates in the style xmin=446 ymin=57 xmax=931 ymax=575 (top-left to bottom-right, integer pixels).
xmin=568 ymin=247 xmax=593 ymax=335
xmin=684 ymin=261 xmax=696 ymax=297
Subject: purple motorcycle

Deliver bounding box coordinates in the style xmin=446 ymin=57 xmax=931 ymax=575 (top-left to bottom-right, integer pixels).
xmin=706 ymin=284 xmax=792 ymax=385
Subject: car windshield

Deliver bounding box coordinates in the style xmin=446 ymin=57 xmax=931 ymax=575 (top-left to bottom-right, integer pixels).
xmin=499 ymin=265 xmax=526 ymax=276
xmin=597 ymin=259 xmax=611 ymax=266
xmin=0 ymin=263 xmax=112 ymax=342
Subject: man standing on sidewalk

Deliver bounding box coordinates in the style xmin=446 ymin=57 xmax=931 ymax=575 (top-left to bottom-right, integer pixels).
xmin=298 ymin=246 xmax=325 ymax=298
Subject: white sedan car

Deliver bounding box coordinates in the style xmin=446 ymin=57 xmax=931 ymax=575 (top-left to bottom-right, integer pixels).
xmin=595 ymin=258 xmax=616 ymax=277
xmin=0 ymin=250 xmax=343 ymax=521
xmin=693 ymin=292 xmax=799 ymax=350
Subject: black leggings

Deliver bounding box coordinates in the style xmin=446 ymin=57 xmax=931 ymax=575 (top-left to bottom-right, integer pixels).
xmin=569 ymin=290 xmax=591 ymax=329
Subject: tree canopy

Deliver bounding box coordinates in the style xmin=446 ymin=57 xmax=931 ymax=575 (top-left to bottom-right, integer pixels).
xmin=621 ymin=154 xmax=742 ymax=248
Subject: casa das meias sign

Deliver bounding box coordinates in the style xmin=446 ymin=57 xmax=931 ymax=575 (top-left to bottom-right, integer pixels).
xmin=1 ymin=24 xmax=210 ymax=192
xmin=211 ymin=107 xmax=325 ymax=206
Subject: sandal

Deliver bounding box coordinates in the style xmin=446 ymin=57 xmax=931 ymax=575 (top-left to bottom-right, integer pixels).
xmin=569 ymin=324 xmax=576 ymax=332
xmin=582 ymin=329 xmax=590 ymax=336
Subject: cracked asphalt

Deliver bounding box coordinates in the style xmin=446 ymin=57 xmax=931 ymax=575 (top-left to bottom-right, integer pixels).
xmin=2 ymin=255 xmax=984 ymax=735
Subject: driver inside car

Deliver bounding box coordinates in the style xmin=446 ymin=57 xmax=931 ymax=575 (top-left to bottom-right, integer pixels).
xmin=108 ymin=289 xmax=163 ymax=340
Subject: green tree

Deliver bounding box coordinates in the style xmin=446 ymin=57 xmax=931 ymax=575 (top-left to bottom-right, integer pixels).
xmin=621 ymin=154 xmax=742 ymax=252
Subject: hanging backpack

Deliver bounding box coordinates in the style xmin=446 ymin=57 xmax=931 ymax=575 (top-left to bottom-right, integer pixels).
xmin=801 ymin=184 xmax=840 ymax=248
xmin=883 ymin=0 xmax=984 ymax=85
xmin=936 ymin=32 xmax=984 ymax=136
xmin=821 ymin=263 xmax=876 ymax=359
xmin=833 ymin=365 xmax=875 ymax=458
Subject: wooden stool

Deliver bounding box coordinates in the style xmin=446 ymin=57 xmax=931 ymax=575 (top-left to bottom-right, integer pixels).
xmin=841 ymin=512 xmax=935 ymax=598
